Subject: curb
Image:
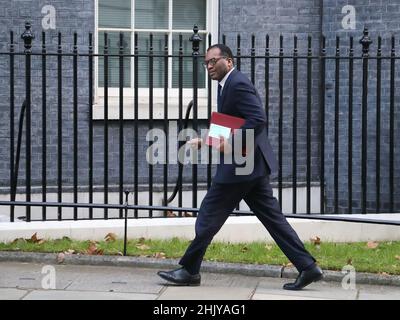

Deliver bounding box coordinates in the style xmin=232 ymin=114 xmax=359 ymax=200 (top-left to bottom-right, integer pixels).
xmin=0 ymin=251 xmax=399 ymax=287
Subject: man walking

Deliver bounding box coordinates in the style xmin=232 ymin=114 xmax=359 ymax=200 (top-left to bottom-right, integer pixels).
xmin=158 ymin=44 xmax=323 ymax=290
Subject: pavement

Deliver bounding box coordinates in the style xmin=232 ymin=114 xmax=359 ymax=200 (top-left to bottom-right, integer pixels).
xmin=0 ymin=252 xmax=399 ymax=300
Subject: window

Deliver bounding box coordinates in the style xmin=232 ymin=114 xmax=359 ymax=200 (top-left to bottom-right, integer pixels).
xmin=94 ymin=0 xmax=218 ymax=119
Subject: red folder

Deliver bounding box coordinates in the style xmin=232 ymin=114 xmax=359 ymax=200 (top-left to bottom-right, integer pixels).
xmin=205 ymin=112 xmax=245 ymax=148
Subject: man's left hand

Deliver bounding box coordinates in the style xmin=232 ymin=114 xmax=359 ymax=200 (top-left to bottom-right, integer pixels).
xmin=216 ymin=135 xmax=232 ymax=154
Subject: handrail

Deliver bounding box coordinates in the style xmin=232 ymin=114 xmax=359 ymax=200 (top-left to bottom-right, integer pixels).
xmin=163 ymin=100 xmax=194 ymax=206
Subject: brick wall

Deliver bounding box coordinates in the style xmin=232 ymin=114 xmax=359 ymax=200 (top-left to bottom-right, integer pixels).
xmin=323 ymin=0 xmax=400 ymax=212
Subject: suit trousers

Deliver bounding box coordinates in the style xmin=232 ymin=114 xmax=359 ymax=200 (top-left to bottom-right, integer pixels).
xmin=179 ymin=176 xmax=316 ymax=274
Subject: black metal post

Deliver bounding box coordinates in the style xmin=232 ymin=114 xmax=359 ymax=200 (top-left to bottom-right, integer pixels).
xmin=237 ymin=34 xmax=241 ymax=71
xmin=103 ymin=32 xmax=109 ymax=219
xmin=360 ymin=27 xmax=372 ymax=214
xmin=348 ymin=36 xmax=354 ymax=214
xmin=57 ymin=32 xmax=63 ymax=221
xmin=376 ymin=36 xmax=382 ymax=213
xmin=320 ymin=36 xmax=326 ymax=214
xmin=10 ymin=31 xmax=15 ymax=222
xmin=178 ymin=34 xmax=185 ymax=208
xmin=251 ymin=35 xmax=255 ymax=85
xmin=88 ymin=33 xmax=94 ymax=219
xmin=41 ymin=32 xmax=47 ymax=221
xmin=389 ymin=36 xmax=395 ymax=213
xmin=163 ymin=34 xmax=169 ymax=217
xmin=334 ymin=36 xmax=340 ymax=214
xmin=278 ymin=35 xmax=283 ymax=209
xmin=119 ymin=32 xmax=125 ymax=219
xmin=148 ymin=33 xmax=154 ymax=218
xmin=306 ymin=35 xmax=312 ymax=214
xmin=190 ymin=25 xmax=202 ymax=214
xmin=73 ymin=32 xmax=78 ymax=220
xmin=134 ymin=33 xmax=139 ymax=218
xmin=21 ymin=22 xmax=34 ymax=222
xmin=292 ymin=35 xmax=298 ymax=214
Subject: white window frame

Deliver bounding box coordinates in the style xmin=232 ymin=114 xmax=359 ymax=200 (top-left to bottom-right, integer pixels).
xmin=93 ymin=0 xmax=219 ymax=120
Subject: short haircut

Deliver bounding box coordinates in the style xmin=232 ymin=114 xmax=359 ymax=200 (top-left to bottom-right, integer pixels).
xmin=207 ymin=44 xmax=234 ymax=63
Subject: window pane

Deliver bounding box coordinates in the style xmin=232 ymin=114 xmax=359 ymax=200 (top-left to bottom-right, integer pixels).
xmin=99 ymin=0 xmax=131 ymax=29
xmin=173 ymin=0 xmax=206 ymax=30
xmin=98 ymin=32 xmax=131 ymax=88
xmin=137 ymin=33 xmax=166 ymax=88
xmin=135 ymin=0 xmax=168 ymax=29
xmin=172 ymin=34 xmax=206 ymax=88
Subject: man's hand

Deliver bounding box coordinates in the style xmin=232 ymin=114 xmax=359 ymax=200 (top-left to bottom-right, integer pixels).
xmin=216 ymin=135 xmax=232 ymax=154
xmin=186 ymin=138 xmax=203 ymax=149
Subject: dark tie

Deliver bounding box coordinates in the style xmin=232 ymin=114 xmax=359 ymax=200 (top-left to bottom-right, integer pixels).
xmin=217 ymin=84 xmax=222 ymax=112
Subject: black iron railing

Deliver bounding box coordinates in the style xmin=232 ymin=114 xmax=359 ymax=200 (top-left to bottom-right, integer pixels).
xmin=0 ymin=23 xmax=399 ymax=222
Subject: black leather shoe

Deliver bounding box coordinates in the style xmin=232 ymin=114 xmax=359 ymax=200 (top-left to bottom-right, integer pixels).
xmin=283 ymin=265 xmax=323 ymax=290
xmin=157 ymin=267 xmax=201 ymax=286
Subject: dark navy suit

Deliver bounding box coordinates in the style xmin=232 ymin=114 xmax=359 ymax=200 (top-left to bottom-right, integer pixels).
xmin=179 ymin=69 xmax=316 ymax=274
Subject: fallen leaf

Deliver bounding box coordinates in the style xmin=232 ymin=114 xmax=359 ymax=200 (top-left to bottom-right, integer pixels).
xmin=64 ymin=249 xmax=75 ymax=255
xmin=136 ymin=244 xmax=150 ymax=250
xmin=347 ymin=258 xmax=353 ymax=265
xmin=154 ymin=252 xmax=166 ymax=259
xmin=138 ymin=237 xmax=146 ymax=243
xmin=37 ymin=239 xmax=46 ymax=245
xmin=241 ymin=246 xmax=248 ymax=253
xmin=29 ymin=232 xmax=44 ymax=244
xmin=379 ymin=272 xmax=390 ymax=276
xmin=284 ymin=262 xmax=294 ymax=268
xmin=184 ymin=212 xmax=193 ymax=217
xmin=310 ymin=236 xmax=321 ymax=246
xmin=57 ymin=252 xmax=65 ymax=264
xmin=104 ymin=233 xmax=117 ymax=242
xmin=86 ymin=243 xmax=97 ymax=255
xmin=30 ymin=232 xmax=39 ymax=242
xmin=367 ymin=241 xmax=379 ymax=249
xmin=395 ymin=255 xmax=400 ymax=261
xmin=86 ymin=242 xmax=103 ymax=255
xmin=265 ymin=244 xmax=272 ymax=251
xmin=117 ymin=252 xmax=124 ymax=256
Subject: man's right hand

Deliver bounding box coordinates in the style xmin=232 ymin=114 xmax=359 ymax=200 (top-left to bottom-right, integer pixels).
xmin=186 ymin=138 xmax=203 ymax=149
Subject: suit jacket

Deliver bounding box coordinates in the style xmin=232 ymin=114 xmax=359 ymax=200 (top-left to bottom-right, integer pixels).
xmin=213 ymin=69 xmax=278 ymax=183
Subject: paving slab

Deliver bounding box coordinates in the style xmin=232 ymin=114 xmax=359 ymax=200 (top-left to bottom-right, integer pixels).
xmin=0 ymin=288 xmax=29 ymax=300
xmin=254 ymin=277 xmax=359 ymax=300
xmin=200 ymin=272 xmax=261 ymax=289
xmin=0 ymin=262 xmax=73 ymax=290
xmin=252 ymin=293 xmax=327 ymax=300
xmin=158 ymin=286 xmax=254 ymax=300
xmin=357 ymin=285 xmax=400 ymax=300
xmin=23 ymin=290 xmax=157 ymax=300
xmin=62 ymin=265 xmax=163 ymax=294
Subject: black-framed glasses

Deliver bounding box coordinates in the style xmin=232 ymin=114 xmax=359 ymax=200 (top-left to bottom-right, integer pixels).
xmin=202 ymin=56 xmax=227 ymax=68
